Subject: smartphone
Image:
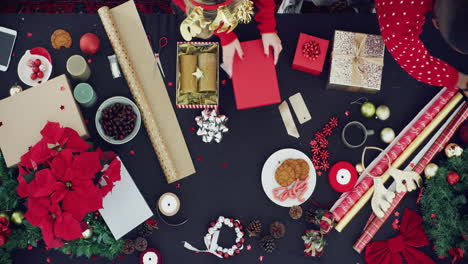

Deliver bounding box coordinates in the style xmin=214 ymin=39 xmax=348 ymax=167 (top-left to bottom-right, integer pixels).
xmin=0 ymin=27 xmax=17 ymax=72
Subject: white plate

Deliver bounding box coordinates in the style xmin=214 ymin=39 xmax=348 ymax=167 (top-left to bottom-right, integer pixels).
xmin=95 ymin=96 xmax=141 ymax=145
xmin=17 ymin=50 xmax=53 ymax=86
xmin=261 ymin=148 xmax=317 ymax=207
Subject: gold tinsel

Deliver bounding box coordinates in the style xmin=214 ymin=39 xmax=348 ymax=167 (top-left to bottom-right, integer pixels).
xmin=234 ymin=0 xmax=254 ymax=24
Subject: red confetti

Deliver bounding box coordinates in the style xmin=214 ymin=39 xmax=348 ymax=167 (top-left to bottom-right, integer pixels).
xmin=317 ymin=171 xmax=322 ymax=176
xmin=259 ymin=256 xmax=264 ymax=261
xmin=221 ymin=162 xmax=228 ymax=168
xmin=197 ymin=156 xmax=203 ymax=161
xmin=394 ymin=211 xmax=400 ymax=217
xmin=46 ymin=257 xmax=51 ymax=263
xmin=168 ymin=82 xmax=173 ymax=87
xmin=44 ymin=246 xmax=49 ymax=251
xmin=27 ymin=32 xmax=32 ymax=37
xmin=91 ymin=256 xmax=97 ymax=260
xmin=190 ymin=127 xmax=196 ymax=132
xmin=409 ymin=163 xmax=415 ymax=167
xmin=27 ymin=245 xmax=33 ymax=250
xmin=246 ymin=245 xmax=252 ymax=250
xmin=60 ymin=86 xmax=65 ymax=91
xmin=60 ymin=105 xmax=65 ymax=110
xmin=88 ymin=59 xmax=92 ymax=63
xmin=118 ymin=255 xmax=124 ymax=260
xmin=221 ymin=80 xmax=227 ymax=85
xmin=84 ymin=119 xmax=89 ymax=124
xmin=175 ymin=183 xmax=181 ymax=188
xmin=345 ymin=110 xmax=350 ymax=116
xmin=94 ymin=211 xmax=100 ymax=216
xmin=431 ymin=213 xmax=436 ymax=219
xmin=129 ymin=150 xmax=135 ymax=155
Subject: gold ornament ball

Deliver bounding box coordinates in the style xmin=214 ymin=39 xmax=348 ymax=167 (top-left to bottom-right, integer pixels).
xmin=361 ymin=102 xmax=376 ymax=118
xmin=376 ymin=105 xmax=391 ymax=121
xmin=424 ymin=163 xmax=439 ymax=179
xmin=355 ymin=163 xmax=364 ymax=174
xmin=0 ymin=212 xmax=9 ymax=221
xmin=380 ymin=128 xmax=396 ymax=144
xmin=11 ymin=211 xmax=24 ymax=225
xmin=82 ymin=228 xmax=93 ymax=239
xmin=444 ymin=143 xmax=463 ymax=158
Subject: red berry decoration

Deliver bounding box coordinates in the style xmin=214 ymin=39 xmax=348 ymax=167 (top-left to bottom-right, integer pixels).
xmin=35 ymin=59 xmax=42 ymax=66
xmin=446 ymin=171 xmax=460 ymax=185
xmin=99 ymin=103 xmax=137 ymax=141
xmin=37 ymin=71 xmax=44 ymax=78
xmin=32 ymin=66 xmax=39 ymax=73
xmin=30 ymin=73 xmax=37 ymax=80
xmin=302 ymin=40 xmax=321 ymax=61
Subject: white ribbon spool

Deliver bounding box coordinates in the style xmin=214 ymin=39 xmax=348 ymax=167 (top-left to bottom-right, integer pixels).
xmin=158 ymin=192 xmax=180 ymax=217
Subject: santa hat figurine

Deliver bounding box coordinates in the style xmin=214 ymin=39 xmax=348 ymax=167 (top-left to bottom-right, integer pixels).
xmin=139 ymin=248 xmax=162 ymax=264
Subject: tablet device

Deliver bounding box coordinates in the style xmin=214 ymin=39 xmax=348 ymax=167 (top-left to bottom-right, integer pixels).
xmin=0 ymin=27 xmax=17 ymax=72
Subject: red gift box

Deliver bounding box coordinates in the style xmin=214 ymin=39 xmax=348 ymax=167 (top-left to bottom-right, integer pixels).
xmin=232 ymin=39 xmax=281 ymax=110
xmin=292 ymin=33 xmax=329 ymax=75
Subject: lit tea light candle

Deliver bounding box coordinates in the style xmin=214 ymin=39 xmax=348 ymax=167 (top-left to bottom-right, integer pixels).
xmin=66 ymin=55 xmax=91 ymax=81
xmin=73 ymin=83 xmax=97 ymax=107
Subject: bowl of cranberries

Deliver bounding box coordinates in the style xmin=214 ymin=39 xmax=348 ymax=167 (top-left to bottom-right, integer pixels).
xmin=95 ymin=96 xmax=141 ymax=145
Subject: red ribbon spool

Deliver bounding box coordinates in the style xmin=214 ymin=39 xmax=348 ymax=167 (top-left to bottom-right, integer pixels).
xmin=328 ymin=161 xmax=358 ymax=193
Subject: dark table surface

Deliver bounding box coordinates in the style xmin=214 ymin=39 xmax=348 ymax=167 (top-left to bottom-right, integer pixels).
xmin=0 ymin=12 xmax=466 ymax=264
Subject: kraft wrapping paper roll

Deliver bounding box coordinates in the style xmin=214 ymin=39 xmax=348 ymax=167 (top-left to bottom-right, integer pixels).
xmin=198 ymin=53 xmax=217 ymax=92
xmin=98 ymin=2 xmax=195 ymax=183
xmin=179 ymin=55 xmax=198 ymax=93
xmin=334 ymin=92 xmax=463 ymax=232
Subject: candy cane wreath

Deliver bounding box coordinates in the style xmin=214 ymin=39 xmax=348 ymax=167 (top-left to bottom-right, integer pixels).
xmin=182 ymin=216 xmax=245 ymax=259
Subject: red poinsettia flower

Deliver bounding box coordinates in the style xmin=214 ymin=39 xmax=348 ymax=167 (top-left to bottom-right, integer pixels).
xmin=0 ymin=234 xmax=8 ymax=246
xmin=0 ymin=216 xmax=10 ymax=235
xmin=16 ymin=168 xmax=57 ymax=199
xmin=24 ymin=197 xmax=82 ymax=248
xmin=100 ymin=158 xmax=122 ymax=197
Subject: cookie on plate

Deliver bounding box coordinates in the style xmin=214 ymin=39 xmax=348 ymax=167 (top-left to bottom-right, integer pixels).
xmin=275 ymin=161 xmax=296 ymax=187
xmin=293 ymin=159 xmax=309 ymax=180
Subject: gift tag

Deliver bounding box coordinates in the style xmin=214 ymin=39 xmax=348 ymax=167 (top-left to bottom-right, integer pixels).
xmin=279 ymin=101 xmax=299 ymax=138
xmin=289 ymin=93 xmax=311 ymax=124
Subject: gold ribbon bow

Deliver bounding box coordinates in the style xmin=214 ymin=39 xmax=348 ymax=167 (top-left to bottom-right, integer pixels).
xmin=333 ymin=33 xmax=384 ymax=87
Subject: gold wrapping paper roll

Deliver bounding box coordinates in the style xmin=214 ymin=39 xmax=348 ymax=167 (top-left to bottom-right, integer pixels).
xmin=334 ymin=92 xmax=463 ymax=232
xmin=198 ymin=53 xmax=217 ymax=92
xmin=179 ymin=55 xmax=198 ymax=93
xmin=98 ymin=6 xmax=178 ymax=182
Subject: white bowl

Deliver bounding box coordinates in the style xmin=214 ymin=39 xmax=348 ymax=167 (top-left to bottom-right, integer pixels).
xmin=17 ymin=50 xmax=53 ymax=86
xmin=261 ymin=148 xmax=317 ymax=207
xmin=95 ymin=96 xmax=141 ymax=145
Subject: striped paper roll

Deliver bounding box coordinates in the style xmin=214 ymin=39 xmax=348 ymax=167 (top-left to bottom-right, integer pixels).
xmin=331 ymin=88 xmax=457 ymax=221
xmin=353 ymin=102 xmax=468 ymax=253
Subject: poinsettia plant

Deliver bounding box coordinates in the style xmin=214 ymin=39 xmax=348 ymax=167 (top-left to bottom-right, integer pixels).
xmin=16 ymin=122 xmax=121 ymax=248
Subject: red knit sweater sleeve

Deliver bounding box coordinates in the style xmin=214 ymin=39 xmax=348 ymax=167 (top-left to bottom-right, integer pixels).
xmin=375 ymin=0 xmax=459 ymax=88
xmin=253 ymin=0 xmax=277 ymax=34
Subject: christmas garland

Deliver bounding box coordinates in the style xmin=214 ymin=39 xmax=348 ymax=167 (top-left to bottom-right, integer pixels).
xmin=421 ymin=149 xmax=467 ymax=261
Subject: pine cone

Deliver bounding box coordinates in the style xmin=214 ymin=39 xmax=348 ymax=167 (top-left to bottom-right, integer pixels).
xmin=138 ymin=221 xmax=158 ymax=238
xmin=247 ymin=220 xmax=262 ymax=237
xmin=304 ymin=206 xmax=316 ymax=223
xmin=289 ymin=205 xmax=303 ymax=220
xmin=122 ymin=239 xmax=135 ymax=254
xmin=259 ymin=236 xmax=276 ymax=253
xmin=270 ymin=221 xmax=286 ymax=239
xmin=134 ymin=237 xmax=148 ymax=252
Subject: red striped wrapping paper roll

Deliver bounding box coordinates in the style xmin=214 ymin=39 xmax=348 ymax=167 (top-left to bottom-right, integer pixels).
xmin=353 ymin=103 xmax=468 ymax=253
xmin=331 ymin=88 xmax=458 ymax=221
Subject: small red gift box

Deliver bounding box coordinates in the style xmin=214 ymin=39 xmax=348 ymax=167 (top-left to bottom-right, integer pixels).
xmin=292 ymin=33 xmax=329 ymax=76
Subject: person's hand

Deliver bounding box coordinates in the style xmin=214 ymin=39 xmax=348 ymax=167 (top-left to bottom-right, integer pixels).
xmin=222 ymin=39 xmax=243 ymax=78
xmin=457 ymin=72 xmax=468 ymax=96
xmin=261 ymin=33 xmax=283 ymax=65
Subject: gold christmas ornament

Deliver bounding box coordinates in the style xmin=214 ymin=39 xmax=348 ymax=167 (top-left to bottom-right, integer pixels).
xmin=355 ymin=163 xmax=364 ymax=174
xmin=11 ymin=211 xmax=24 ymax=225
xmin=82 ymin=228 xmax=93 ymax=239
xmin=380 ymin=128 xmax=395 ymax=144
xmin=444 ymin=143 xmax=463 ymax=158
xmin=375 ymin=105 xmax=390 ymax=121
xmin=424 ymin=163 xmax=438 ymax=179
xmin=234 ymin=0 xmax=254 ymax=23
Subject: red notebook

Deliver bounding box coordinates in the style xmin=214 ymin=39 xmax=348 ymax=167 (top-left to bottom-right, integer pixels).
xmin=232 ymin=40 xmax=281 ymax=110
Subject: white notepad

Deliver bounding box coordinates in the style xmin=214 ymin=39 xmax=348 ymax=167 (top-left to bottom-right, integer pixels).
xmin=99 ymin=158 xmax=153 ymax=240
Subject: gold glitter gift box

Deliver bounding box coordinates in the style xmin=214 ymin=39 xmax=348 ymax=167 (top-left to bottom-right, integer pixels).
xmin=328 ymin=30 xmax=385 ymax=94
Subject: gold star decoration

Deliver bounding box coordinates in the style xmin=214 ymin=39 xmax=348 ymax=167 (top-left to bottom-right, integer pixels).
xmin=192 ymin=68 xmax=204 ymax=80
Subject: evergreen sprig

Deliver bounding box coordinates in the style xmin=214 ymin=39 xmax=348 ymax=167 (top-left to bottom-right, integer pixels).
xmin=421 ymin=149 xmax=468 ymax=257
